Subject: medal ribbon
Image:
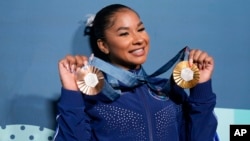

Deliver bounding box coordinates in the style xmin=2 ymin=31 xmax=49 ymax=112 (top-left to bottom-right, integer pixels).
xmin=89 ymin=46 xmax=189 ymax=101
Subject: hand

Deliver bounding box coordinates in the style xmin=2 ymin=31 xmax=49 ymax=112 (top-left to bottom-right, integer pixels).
xmin=188 ymin=49 xmax=214 ymax=83
xmin=58 ymin=55 xmax=88 ymax=90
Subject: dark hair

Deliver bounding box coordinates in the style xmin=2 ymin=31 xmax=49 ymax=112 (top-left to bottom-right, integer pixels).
xmin=84 ymin=4 xmax=137 ymax=61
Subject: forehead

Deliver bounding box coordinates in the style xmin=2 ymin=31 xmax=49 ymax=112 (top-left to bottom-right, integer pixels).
xmin=113 ymin=8 xmax=138 ymax=16
xmin=108 ymin=9 xmax=141 ymax=27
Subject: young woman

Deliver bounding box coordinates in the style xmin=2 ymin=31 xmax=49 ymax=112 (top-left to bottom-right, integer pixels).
xmin=54 ymin=4 xmax=218 ymax=141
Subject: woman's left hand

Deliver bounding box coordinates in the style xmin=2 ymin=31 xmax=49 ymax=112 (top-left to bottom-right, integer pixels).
xmin=188 ymin=49 xmax=214 ymax=83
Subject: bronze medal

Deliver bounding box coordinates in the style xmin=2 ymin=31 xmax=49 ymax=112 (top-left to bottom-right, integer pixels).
xmin=173 ymin=61 xmax=199 ymax=89
xmin=76 ymin=65 xmax=104 ymax=95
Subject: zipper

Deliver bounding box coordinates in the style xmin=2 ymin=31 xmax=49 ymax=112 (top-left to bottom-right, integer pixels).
xmin=140 ymin=87 xmax=154 ymax=141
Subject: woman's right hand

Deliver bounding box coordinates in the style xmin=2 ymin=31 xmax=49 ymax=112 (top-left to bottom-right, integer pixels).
xmin=58 ymin=55 xmax=88 ymax=91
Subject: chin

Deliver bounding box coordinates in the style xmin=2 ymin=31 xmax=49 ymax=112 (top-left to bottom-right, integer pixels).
xmin=133 ymin=59 xmax=147 ymax=66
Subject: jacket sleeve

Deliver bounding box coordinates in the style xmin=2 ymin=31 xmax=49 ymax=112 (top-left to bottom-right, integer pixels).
xmin=53 ymin=88 xmax=92 ymax=141
xmin=185 ymin=79 xmax=218 ymax=141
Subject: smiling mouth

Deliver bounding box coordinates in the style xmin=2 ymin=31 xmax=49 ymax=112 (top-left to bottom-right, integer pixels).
xmin=129 ymin=48 xmax=145 ymax=56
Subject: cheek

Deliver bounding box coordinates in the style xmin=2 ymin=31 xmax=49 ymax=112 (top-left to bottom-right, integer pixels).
xmin=145 ymin=34 xmax=150 ymax=44
xmin=144 ymin=35 xmax=150 ymax=50
xmin=108 ymin=42 xmax=129 ymax=57
xmin=111 ymin=40 xmax=130 ymax=51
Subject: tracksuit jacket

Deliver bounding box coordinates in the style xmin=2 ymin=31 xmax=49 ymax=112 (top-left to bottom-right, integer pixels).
xmin=54 ymin=68 xmax=218 ymax=141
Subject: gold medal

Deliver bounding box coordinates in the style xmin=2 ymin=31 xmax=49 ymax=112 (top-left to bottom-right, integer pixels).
xmin=76 ymin=65 xmax=104 ymax=95
xmin=173 ymin=61 xmax=199 ymax=89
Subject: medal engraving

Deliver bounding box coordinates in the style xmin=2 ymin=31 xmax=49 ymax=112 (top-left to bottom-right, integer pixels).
xmin=84 ymin=73 xmax=99 ymax=87
xmin=173 ymin=61 xmax=199 ymax=89
xmin=76 ymin=65 xmax=104 ymax=95
xmin=181 ymin=68 xmax=194 ymax=81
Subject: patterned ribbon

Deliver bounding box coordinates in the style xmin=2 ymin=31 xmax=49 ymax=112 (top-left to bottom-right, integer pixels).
xmin=88 ymin=46 xmax=189 ymax=101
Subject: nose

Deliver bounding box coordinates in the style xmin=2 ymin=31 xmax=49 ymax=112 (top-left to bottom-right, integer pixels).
xmin=132 ymin=33 xmax=143 ymax=45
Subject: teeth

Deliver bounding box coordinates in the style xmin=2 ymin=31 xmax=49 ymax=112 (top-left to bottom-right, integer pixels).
xmin=132 ymin=48 xmax=143 ymax=53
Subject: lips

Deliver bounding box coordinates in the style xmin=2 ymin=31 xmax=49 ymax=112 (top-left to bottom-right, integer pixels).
xmin=129 ymin=48 xmax=145 ymax=56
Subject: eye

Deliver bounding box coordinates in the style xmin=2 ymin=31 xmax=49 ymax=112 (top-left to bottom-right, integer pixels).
xmin=138 ymin=27 xmax=145 ymax=32
xmin=119 ymin=32 xmax=129 ymax=36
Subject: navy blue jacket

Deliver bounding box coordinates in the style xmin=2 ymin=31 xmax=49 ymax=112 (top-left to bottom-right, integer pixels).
xmin=54 ymin=71 xmax=217 ymax=141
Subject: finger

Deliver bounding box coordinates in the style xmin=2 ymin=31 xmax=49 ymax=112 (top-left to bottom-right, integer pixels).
xmin=204 ymin=56 xmax=214 ymax=65
xmin=75 ymin=55 xmax=85 ymax=68
xmin=198 ymin=55 xmax=214 ymax=70
xmin=188 ymin=49 xmax=202 ymax=67
xmin=82 ymin=56 xmax=89 ymax=66
xmin=196 ymin=52 xmax=208 ymax=69
xmin=188 ymin=49 xmax=195 ymax=67
xmin=65 ymin=55 xmax=77 ymax=66
xmin=204 ymin=56 xmax=214 ymax=70
xmin=192 ymin=50 xmax=203 ymax=63
xmin=71 ymin=64 xmax=76 ymax=73
xmin=65 ymin=55 xmax=77 ymax=73
xmin=197 ymin=52 xmax=208 ymax=63
xmin=58 ymin=58 xmax=70 ymax=72
xmin=75 ymin=55 xmax=83 ymax=66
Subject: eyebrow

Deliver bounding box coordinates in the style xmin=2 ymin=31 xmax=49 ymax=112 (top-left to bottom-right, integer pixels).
xmin=116 ymin=21 xmax=143 ymax=32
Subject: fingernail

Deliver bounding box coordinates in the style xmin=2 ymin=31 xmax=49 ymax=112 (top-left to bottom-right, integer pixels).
xmin=84 ymin=60 xmax=88 ymax=66
xmin=189 ymin=59 xmax=193 ymax=67
xmin=65 ymin=64 xmax=70 ymax=71
xmin=70 ymin=64 xmax=76 ymax=73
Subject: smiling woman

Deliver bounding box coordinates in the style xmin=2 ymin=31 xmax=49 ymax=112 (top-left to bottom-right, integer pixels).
xmin=54 ymin=3 xmax=218 ymax=141
xmin=97 ymin=9 xmax=150 ymax=70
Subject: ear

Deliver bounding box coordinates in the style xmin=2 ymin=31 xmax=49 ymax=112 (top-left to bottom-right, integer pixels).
xmin=97 ymin=39 xmax=109 ymax=54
